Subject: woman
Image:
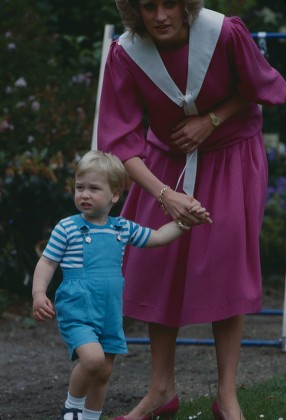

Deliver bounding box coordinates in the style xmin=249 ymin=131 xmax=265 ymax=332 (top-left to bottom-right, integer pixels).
xmin=97 ymin=1 xmax=286 ymax=419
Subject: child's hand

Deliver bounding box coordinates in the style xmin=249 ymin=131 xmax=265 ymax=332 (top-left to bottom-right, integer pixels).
xmin=33 ymin=292 xmax=55 ymax=322
xmin=188 ymin=203 xmax=212 ymax=225
xmin=160 ymin=189 xmax=212 ymax=226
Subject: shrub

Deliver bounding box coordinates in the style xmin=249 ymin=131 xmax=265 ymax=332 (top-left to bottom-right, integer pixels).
xmin=0 ymin=149 xmax=76 ymax=294
xmin=0 ymin=0 xmax=99 ymax=160
xmin=0 ymin=0 xmax=101 ymax=294
xmin=260 ymin=144 xmax=286 ymax=283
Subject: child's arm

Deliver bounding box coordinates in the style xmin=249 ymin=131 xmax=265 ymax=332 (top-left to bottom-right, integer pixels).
xmin=146 ymin=221 xmax=185 ymax=247
xmin=145 ymin=202 xmax=212 ymax=247
xmin=145 ymin=220 xmax=190 ymax=248
xmin=32 ymin=256 xmax=58 ymax=321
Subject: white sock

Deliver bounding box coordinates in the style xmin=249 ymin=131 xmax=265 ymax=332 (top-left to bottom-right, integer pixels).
xmin=82 ymin=408 xmax=102 ymax=420
xmin=65 ymin=392 xmax=86 ymax=410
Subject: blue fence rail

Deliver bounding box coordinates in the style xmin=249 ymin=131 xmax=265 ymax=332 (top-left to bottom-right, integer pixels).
xmin=126 ymin=337 xmax=282 ymax=348
xmin=126 ymin=308 xmax=284 ymax=349
xmin=252 ymin=32 xmax=286 ymax=56
xmin=251 ymin=32 xmax=286 ymax=38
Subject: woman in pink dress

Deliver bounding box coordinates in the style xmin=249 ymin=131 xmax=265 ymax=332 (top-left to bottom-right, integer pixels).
xmin=98 ymin=0 xmax=286 ymax=419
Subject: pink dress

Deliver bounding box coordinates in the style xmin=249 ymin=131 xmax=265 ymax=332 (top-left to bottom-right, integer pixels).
xmin=98 ymin=16 xmax=286 ymax=327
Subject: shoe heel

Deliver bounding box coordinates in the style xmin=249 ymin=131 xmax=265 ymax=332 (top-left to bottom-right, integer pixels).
xmin=159 ymin=408 xmax=178 ymax=419
xmin=211 ymin=400 xmax=225 ymax=420
xmin=152 ymin=395 xmax=179 ymax=420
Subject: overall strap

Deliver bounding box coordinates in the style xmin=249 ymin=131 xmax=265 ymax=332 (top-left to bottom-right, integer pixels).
xmin=70 ymin=214 xmax=87 ymax=230
xmin=70 ymin=214 xmax=93 ymax=246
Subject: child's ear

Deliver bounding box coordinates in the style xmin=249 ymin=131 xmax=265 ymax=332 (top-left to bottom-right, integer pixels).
xmin=111 ymin=190 xmax=120 ymax=204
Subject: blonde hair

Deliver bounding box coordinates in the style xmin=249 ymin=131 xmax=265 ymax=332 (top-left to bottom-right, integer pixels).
xmin=115 ymin=0 xmax=204 ymax=36
xmin=76 ymin=150 xmax=127 ymax=197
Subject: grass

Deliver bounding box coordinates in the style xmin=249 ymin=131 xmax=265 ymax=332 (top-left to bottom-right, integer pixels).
xmin=177 ymin=374 xmax=286 ymax=419
xmin=103 ymin=374 xmax=286 ymax=420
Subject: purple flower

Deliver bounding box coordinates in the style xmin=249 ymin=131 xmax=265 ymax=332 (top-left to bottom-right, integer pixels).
xmin=266 ymin=148 xmax=277 ymax=161
xmin=71 ymin=72 xmax=92 ymax=86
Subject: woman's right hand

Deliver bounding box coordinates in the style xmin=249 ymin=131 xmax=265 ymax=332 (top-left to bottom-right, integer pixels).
xmin=162 ymin=187 xmax=212 ymax=226
xmin=170 ymin=114 xmax=214 ymax=154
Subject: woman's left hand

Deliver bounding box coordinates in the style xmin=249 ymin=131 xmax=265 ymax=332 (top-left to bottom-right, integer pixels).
xmin=169 ymin=114 xmax=215 ymax=154
xmin=162 ymin=188 xmax=212 ymax=227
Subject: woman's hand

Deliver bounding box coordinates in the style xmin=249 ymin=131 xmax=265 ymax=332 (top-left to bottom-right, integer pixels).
xmin=33 ymin=292 xmax=55 ymax=322
xmin=123 ymin=157 xmax=211 ymax=226
xmin=169 ymin=114 xmax=214 ymax=154
xmin=162 ymin=187 xmax=212 ymax=227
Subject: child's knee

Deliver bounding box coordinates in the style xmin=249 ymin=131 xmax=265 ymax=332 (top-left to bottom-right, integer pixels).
xmin=83 ymin=356 xmax=105 ymax=374
xmin=79 ymin=349 xmax=106 ymax=374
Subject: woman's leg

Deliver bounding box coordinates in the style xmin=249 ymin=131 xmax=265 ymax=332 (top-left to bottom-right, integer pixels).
xmin=126 ymin=322 xmax=178 ymax=419
xmin=212 ymin=314 xmax=245 ymax=420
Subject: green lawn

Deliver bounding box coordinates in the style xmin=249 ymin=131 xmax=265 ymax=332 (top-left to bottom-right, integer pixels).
xmin=178 ymin=374 xmax=286 ymax=419
xmin=103 ymin=374 xmax=286 ymax=420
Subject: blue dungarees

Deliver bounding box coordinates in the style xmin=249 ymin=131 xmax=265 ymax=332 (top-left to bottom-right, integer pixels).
xmin=55 ymin=215 xmax=128 ymax=360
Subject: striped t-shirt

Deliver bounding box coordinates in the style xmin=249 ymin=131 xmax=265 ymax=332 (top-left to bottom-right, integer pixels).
xmin=43 ymin=215 xmax=152 ymax=269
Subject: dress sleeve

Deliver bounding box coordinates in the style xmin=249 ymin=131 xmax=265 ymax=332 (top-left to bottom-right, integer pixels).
xmin=227 ymin=16 xmax=286 ymax=105
xmin=97 ymin=41 xmax=147 ymax=162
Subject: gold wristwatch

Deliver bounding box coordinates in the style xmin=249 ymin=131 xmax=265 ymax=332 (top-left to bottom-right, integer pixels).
xmin=208 ymin=112 xmax=221 ymax=127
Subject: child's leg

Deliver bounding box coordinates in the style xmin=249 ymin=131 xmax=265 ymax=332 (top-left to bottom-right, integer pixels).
xmin=64 ymin=346 xmax=115 ymax=420
xmin=69 ymin=342 xmax=106 ymax=398
xmin=80 ymin=353 xmax=115 ymax=420
xmin=62 ymin=342 xmax=106 ymax=419
xmin=85 ymin=353 xmax=115 ymax=411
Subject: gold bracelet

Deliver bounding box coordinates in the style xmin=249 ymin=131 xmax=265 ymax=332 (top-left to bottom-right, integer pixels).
xmin=159 ymin=185 xmax=169 ymax=215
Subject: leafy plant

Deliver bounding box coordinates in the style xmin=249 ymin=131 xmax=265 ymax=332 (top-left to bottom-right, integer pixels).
xmin=260 ymin=173 xmax=286 ymax=283
xmin=0 ymin=289 xmax=9 ymax=317
xmin=0 ymin=150 xmax=76 ymax=294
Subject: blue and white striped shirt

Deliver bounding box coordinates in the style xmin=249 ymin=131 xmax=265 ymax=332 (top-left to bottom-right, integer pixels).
xmin=43 ymin=215 xmax=152 ymax=269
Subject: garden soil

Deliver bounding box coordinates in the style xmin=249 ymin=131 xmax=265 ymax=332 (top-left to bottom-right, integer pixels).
xmin=0 ymin=288 xmax=285 ymax=420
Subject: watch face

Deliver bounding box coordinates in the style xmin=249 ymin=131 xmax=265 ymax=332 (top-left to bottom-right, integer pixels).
xmin=210 ymin=113 xmax=220 ymax=126
xmin=213 ymin=116 xmax=220 ymax=126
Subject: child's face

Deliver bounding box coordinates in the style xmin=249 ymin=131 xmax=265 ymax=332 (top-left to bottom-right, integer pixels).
xmin=74 ymin=170 xmax=119 ymax=224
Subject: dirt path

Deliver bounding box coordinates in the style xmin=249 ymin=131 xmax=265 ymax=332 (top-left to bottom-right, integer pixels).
xmin=0 ymin=289 xmax=285 ymax=419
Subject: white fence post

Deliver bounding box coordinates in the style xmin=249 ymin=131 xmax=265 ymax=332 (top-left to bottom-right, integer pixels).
xmin=281 ymin=272 xmax=286 ymax=351
xmin=91 ymin=24 xmax=115 ymax=150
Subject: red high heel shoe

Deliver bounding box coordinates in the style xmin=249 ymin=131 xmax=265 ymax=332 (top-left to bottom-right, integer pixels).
xmin=112 ymin=394 xmax=179 ymax=420
xmin=212 ymin=400 xmax=226 ymax=420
